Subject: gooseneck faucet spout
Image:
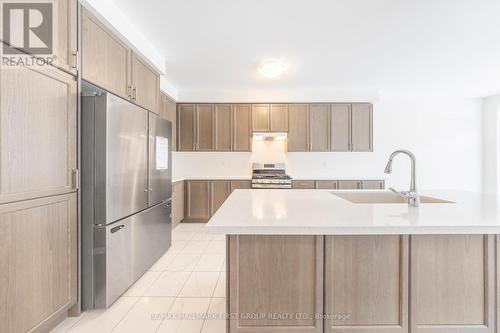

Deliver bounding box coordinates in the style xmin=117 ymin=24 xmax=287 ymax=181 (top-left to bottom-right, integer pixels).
xmin=384 ymin=150 xmax=420 ymax=207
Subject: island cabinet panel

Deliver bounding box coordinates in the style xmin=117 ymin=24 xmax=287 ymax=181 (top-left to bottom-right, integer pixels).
xmin=229 ymin=235 xmax=323 ymax=333
xmin=309 ymin=104 xmax=330 ymax=151
xmin=184 ymin=180 xmax=211 ymax=222
xmin=177 ymin=104 xmax=196 ymax=151
xmin=288 ymin=104 xmax=310 ymax=152
xmin=410 ymin=235 xmax=495 ymax=333
xmin=252 ymin=104 xmax=270 ymax=131
xmin=0 ymin=193 xmax=77 ymax=333
xmin=233 ymin=104 xmax=252 ymax=151
xmin=270 ymin=104 xmax=289 ymax=132
xmin=210 ymin=181 xmax=231 ymax=215
xmin=325 ymin=236 xmax=409 ymax=333
xmin=215 ymin=104 xmax=233 ymax=151
xmin=230 ymin=180 xmax=252 ymax=192
xmin=81 ymin=8 xmax=130 ymax=100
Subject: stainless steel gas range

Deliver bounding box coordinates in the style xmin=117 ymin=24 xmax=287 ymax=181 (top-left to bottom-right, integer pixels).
xmin=251 ymin=163 xmax=292 ymax=189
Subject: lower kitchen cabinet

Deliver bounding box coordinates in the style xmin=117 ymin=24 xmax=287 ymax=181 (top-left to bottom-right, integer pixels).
xmin=315 ymin=180 xmax=339 ymax=189
xmin=228 ymin=235 xmax=324 ymax=333
xmin=0 ymin=193 xmax=77 ymax=333
xmin=292 ymin=180 xmax=316 ymax=189
xmin=230 ymin=180 xmax=252 ymax=192
xmin=172 ymin=181 xmax=184 ymax=228
xmin=184 ymin=180 xmax=211 ymax=222
xmin=325 ymin=235 xmax=408 ymax=333
xmin=410 ymin=235 xmax=495 ymax=333
xmin=210 ymin=181 xmax=231 ymax=215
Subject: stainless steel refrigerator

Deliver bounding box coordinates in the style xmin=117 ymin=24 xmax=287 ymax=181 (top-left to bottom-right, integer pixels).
xmin=81 ymin=82 xmax=172 ymax=309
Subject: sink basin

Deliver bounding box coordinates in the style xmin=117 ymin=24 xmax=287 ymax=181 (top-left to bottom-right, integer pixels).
xmin=332 ymin=191 xmax=454 ymax=204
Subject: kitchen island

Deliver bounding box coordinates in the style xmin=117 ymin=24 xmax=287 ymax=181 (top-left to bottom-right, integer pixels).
xmin=206 ymin=189 xmax=500 ymax=333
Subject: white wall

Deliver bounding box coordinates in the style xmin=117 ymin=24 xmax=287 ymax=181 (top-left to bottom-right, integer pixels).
xmin=173 ymin=98 xmax=483 ymax=191
xmin=482 ymin=96 xmax=500 ymax=194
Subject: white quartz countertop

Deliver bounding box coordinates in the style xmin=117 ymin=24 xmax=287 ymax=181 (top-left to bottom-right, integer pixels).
xmin=206 ymin=189 xmax=500 ymax=235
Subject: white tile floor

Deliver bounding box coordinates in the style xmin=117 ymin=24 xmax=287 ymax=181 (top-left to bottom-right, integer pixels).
xmin=51 ymin=223 xmax=227 ymax=333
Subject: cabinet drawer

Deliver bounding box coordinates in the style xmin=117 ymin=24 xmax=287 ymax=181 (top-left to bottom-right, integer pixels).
xmin=292 ymin=180 xmax=316 ymax=189
xmin=315 ymin=180 xmax=339 ymax=189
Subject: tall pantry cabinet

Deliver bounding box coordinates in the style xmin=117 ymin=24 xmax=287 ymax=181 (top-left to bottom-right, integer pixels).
xmin=0 ymin=0 xmax=78 ymax=332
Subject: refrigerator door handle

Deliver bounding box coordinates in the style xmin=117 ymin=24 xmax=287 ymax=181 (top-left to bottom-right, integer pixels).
xmin=110 ymin=225 xmax=125 ymax=234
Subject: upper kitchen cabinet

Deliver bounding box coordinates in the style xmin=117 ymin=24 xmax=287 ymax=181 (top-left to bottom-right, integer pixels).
xmin=309 ymin=104 xmax=330 ymax=151
xmin=0 ymin=64 xmax=77 ymax=204
xmin=331 ymin=104 xmax=351 ymax=151
xmin=251 ymin=104 xmax=288 ymax=132
xmin=196 ymin=104 xmax=215 ymax=151
xmin=177 ymin=104 xmax=196 ymax=151
xmin=54 ymin=0 xmax=78 ymax=75
xmin=331 ymin=103 xmax=373 ymax=152
xmin=81 ymin=8 xmax=130 ymax=99
xmin=233 ymin=104 xmax=252 ymax=152
xmin=270 ymin=104 xmax=288 ymax=132
xmin=214 ymin=104 xmax=233 ymax=151
xmin=252 ymin=104 xmax=270 ymax=132
xmin=131 ymin=52 xmax=160 ymax=113
xmin=288 ymin=104 xmax=309 ymax=152
xmin=160 ymin=93 xmax=177 ymax=151
xmin=351 ymin=103 xmax=373 ymax=152
xmin=177 ymin=104 xmax=215 ymax=151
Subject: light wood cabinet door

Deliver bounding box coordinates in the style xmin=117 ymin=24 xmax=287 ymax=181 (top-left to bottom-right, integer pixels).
xmin=177 ymin=104 xmax=196 ymax=151
xmin=210 ymin=181 xmax=231 ymax=215
xmin=362 ymin=180 xmax=385 ymax=189
xmin=325 ymin=236 xmax=408 ymax=333
xmin=214 ymin=104 xmax=233 ymax=151
xmin=315 ymin=180 xmax=338 ymax=189
xmin=288 ymin=104 xmax=309 ymax=152
xmin=270 ymin=104 xmax=288 ymax=132
xmin=81 ymin=8 xmax=130 ymax=99
xmin=229 ymin=235 xmax=324 ymax=333
xmin=351 ymin=103 xmax=373 ymax=152
xmin=0 ymin=64 xmax=77 ymax=204
xmin=0 ymin=193 xmax=77 ymax=333
xmin=172 ymin=181 xmax=184 ymax=228
xmin=196 ymin=104 xmax=215 ymax=151
xmin=292 ymin=180 xmax=316 ymax=189
xmin=131 ymin=52 xmax=159 ymax=113
xmin=233 ymin=104 xmax=252 ymax=152
xmin=230 ymin=180 xmax=251 ymax=192
xmin=309 ymin=104 xmax=330 ymax=151
xmin=185 ymin=180 xmax=210 ymax=222
xmin=410 ymin=235 xmax=495 ymax=333
xmin=252 ymin=104 xmax=270 ymax=132
xmin=338 ymin=180 xmax=362 ymax=190
xmin=53 ymin=0 xmax=78 ymax=75
xmin=331 ymin=104 xmax=351 ymax=152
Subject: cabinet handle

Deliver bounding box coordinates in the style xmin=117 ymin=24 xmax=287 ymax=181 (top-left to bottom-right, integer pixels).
xmin=132 ymin=86 xmax=137 ymax=100
xmin=127 ymin=86 xmax=132 ymax=100
xmin=72 ymin=169 xmax=79 ymax=190
xmin=110 ymin=225 xmax=125 ymax=234
xmin=71 ymin=51 xmax=79 ymax=70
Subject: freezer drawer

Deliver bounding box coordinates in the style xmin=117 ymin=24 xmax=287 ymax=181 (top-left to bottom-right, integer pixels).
xmin=93 ymin=201 xmax=171 ymax=308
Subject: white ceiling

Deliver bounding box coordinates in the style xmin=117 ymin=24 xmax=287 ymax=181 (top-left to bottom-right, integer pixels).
xmin=113 ymin=0 xmax=500 ymax=101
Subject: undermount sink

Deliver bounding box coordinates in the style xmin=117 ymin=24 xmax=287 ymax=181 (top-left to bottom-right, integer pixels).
xmin=332 ymin=191 xmax=454 ymax=204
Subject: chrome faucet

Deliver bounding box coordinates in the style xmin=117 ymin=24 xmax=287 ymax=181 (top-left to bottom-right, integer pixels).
xmin=384 ymin=150 xmax=420 ymax=207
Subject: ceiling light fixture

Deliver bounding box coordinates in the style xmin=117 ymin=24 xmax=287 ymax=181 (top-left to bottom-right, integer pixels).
xmin=258 ymin=59 xmax=286 ymax=78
